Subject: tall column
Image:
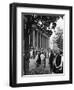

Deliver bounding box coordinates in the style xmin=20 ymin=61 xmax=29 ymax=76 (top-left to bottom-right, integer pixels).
xmin=37 ymin=31 xmax=38 ymax=49
xmin=40 ymin=33 xmax=41 ymax=49
xmin=29 ymin=35 xmax=30 ymax=45
xmin=33 ymin=30 xmax=35 ymax=48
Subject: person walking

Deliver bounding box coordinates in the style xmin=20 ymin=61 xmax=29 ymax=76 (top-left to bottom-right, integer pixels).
xmin=40 ymin=51 xmax=45 ymax=68
xmin=36 ymin=52 xmax=41 ymax=67
xmin=49 ymin=50 xmax=55 ymax=73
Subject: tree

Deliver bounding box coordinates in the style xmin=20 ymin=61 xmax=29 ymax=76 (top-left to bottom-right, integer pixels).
xmin=56 ymin=33 xmax=63 ymax=52
xmin=52 ymin=29 xmax=63 ymax=53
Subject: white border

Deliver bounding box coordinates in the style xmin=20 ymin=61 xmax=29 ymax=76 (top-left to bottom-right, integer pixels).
xmin=16 ymin=7 xmax=70 ymax=83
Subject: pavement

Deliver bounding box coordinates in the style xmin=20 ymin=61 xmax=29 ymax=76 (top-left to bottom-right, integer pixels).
xmin=29 ymin=57 xmax=50 ymax=71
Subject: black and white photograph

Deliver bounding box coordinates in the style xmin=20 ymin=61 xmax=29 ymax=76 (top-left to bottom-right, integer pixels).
xmin=22 ymin=13 xmax=64 ymax=75
xmin=10 ymin=3 xmax=72 ymax=87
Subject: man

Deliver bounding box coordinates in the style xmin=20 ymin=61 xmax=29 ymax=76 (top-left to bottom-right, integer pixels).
xmin=36 ymin=51 xmax=41 ymax=67
xmin=49 ymin=50 xmax=55 ymax=73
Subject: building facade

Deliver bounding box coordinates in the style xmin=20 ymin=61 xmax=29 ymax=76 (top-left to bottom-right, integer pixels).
xmin=29 ymin=28 xmax=49 ymax=51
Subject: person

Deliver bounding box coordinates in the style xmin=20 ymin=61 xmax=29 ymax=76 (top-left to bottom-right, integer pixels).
xmin=49 ymin=50 xmax=55 ymax=73
xmin=44 ymin=52 xmax=46 ymax=68
xmin=33 ymin=49 xmax=35 ymax=59
xmin=35 ymin=51 xmax=38 ymax=62
xmin=36 ymin=51 xmax=41 ymax=67
xmin=40 ymin=51 xmax=45 ymax=68
xmin=53 ymin=51 xmax=63 ymax=73
xmin=48 ymin=49 xmax=51 ymax=59
xmin=30 ymin=49 xmax=33 ymax=58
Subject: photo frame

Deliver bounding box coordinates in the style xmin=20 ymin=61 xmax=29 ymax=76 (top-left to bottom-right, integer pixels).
xmin=10 ymin=3 xmax=72 ymax=87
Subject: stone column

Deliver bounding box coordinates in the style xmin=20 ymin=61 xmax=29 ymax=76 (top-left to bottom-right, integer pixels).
xmin=37 ymin=31 xmax=38 ymax=49
xmin=40 ymin=33 xmax=41 ymax=49
xmin=29 ymin=35 xmax=30 ymax=45
xmin=33 ymin=30 xmax=35 ymax=48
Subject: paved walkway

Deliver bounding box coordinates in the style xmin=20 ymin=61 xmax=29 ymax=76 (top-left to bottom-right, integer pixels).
xmin=29 ymin=58 xmax=50 ymax=71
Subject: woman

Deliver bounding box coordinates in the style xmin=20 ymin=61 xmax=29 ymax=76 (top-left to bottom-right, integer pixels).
xmin=40 ymin=52 xmax=46 ymax=68
xmin=53 ymin=52 xmax=63 ymax=73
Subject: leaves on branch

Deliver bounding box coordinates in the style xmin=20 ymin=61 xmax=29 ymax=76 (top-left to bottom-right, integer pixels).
xmin=23 ymin=14 xmax=63 ymax=37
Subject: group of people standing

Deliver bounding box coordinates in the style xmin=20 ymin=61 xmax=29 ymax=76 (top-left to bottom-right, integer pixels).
xmin=29 ymin=47 xmax=63 ymax=73
xmin=48 ymin=49 xmax=63 ymax=73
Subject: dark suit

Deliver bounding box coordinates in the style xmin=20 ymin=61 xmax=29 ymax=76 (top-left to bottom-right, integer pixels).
xmin=49 ymin=52 xmax=55 ymax=72
xmin=56 ymin=55 xmax=61 ymax=67
xmin=36 ymin=53 xmax=41 ymax=67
